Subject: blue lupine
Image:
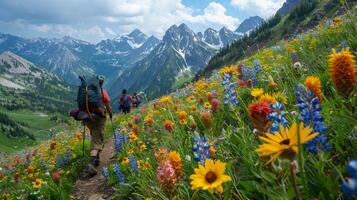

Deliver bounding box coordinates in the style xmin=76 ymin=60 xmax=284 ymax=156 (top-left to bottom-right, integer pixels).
xmin=113 ymin=164 xmax=126 ymax=183
xmin=63 ymin=148 xmax=72 ymax=165
xmin=341 ymin=160 xmax=357 ymax=196
xmin=129 ymin=155 xmax=139 ymax=174
xmin=192 ymin=133 xmax=211 ymax=164
xmin=114 ymin=131 xmax=125 ymax=152
xmin=102 ymin=167 xmax=109 ymax=181
xmin=56 ymin=155 xmax=64 ymax=168
xmin=240 ymin=65 xmax=249 ymax=81
xmin=248 ymin=67 xmax=258 ymax=86
xmin=253 ymin=60 xmax=263 ymax=74
xmin=222 ymin=72 xmax=240 ymax=107
xmin=269 ymin=102 xmax=289 ymax=133
xmin=296 ymin=85 xmax=331 ymax=153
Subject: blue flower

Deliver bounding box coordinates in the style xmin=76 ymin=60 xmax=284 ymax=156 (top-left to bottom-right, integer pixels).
xmin=221 ymin=73 xmax=240 ymax=107
xmin=253 ymin=60 xmax=263 ymax=74
xmin=192 ymin=133 xmax=211 ymax=164
xmin=269 ymin=102 xmax=288 ymax=133
xmin=240 ymin=65 xmax=249 ymax=81
xmin=129 ymin=155 xmax=139 ymax=174
xmin=113 ymin=164 xmax=126 ymax=183
xmin=56 ymin=155 xmax=64 ymax=168
xmin=295 ymin=85 xmax=331 ymax=153
xmin=341 ymin=160 xmax=357 ymax=197
xmin=248 ymin=67 xmax=258 ymax=86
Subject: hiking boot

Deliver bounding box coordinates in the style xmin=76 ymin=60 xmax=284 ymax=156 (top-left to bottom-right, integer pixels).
xmin=86 ymin=163 xmax=98 ymax=177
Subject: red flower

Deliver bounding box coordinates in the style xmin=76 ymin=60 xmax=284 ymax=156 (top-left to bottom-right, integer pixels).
xmin=211 ymin=99 xmax=220 ymax=113
xmin=51 ymin=171 xmax=61 ymax=184
xmin=248 ymin=101 xmax=271 ymax=133
xmin=199 ymin=97 xmax=204 ymax=105
xmin=133 ymin=115 xmax=140 ymax=124
xmin=237 ymin=80 xmax=246 ymax=88
xmin=164 ymin=120 xmax=174 ymax=132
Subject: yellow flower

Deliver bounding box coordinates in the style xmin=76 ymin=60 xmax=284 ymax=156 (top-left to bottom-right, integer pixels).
xmin=219 ymin=66 xmax=236 ymax=75
xmin=305 ymin=76 xmax=323 ymax=101
xmin=140 ymin=144 xmax=147 ymax=151
xmin=128 ymin=149 xmax=134 ymax=155
xmin=204 ymin=102 xmax=212 ymax=110
xmin=190 ymin=105 xmax=198 ymax=112
xmin=158 ymin=96 xmax=173 ymax=105
xmin=273 ymin=92 xmax=288 ymax=104
xmin=179 ymin=119 xmax=187 ymax=125
xmin=128 ymin=132 xmax=137 ymax=141
xmin=121 ymin=157 xmax=129 ymax=166
xmin=256 ymin=122 xmax=319 ymax=164
xmin=268 ymin=75 xmax=277 ymax=88
xmin=187 ymin=95 xmax=196 ymax=103
xmin=251 ymin=88 xmax=264 ymax=97
xmin=190 ymin=159 xmax=231 ymax=193
xmin=258 ymin=94 xmax=276 ymax=104
xmin=178 ymin=111 xmax=187 ymax=120
xmin=32 ymin=178 xmax=45 ymax=189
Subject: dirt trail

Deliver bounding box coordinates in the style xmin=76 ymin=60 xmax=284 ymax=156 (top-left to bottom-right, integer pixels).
xmin=72 ymin=138 xmax=115 ymax=200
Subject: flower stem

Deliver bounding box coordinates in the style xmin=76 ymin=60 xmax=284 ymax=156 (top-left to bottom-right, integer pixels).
xmin=289 ymin=160 xmax=301 ymax=200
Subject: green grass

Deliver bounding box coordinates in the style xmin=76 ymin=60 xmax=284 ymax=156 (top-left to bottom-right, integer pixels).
xmin=0 ymin=108 xmax=68 ymax=153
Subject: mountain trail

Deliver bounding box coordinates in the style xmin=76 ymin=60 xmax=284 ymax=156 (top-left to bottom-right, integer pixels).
xmin=72 ymin=138 xmax=115 ymax=200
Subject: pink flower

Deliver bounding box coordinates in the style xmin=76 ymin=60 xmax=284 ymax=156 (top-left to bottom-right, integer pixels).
xmin=156 ymin=160 xmax=177 ymax=191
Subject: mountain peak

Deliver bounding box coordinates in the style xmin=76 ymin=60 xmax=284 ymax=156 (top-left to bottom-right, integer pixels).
xmin=128 ymin=29 xmax=147 ymax=39
xmin=235 ymin=16 xmax=264 ymax=33
xmin=178 ymin=23 xmax=192 ymax=32
xmin=277 ymin=0 xmax=300 ymax=16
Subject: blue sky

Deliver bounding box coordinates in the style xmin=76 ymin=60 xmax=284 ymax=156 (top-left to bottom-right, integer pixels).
xmin=0 ymin=0 xmax=285 ymax=43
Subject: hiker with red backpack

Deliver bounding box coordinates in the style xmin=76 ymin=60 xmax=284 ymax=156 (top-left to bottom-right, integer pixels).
xmin=119 ymin=89 xmax=132 ymax=114
xmin=70 ymin=75 xmax=112 ymax=176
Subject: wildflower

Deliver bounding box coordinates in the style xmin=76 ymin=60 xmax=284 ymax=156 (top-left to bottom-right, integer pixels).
xmin=178 ymin=111 xmax=187 ymax=120
xmin=51 ymin=170 xmax=61 ymax=184
xmin=192 ymin=134 xmax=211 ymax=164
xmin=328 ymin=48 xmax=356 ymax=97
xmin=120 ymin=157 xmax=129 ymax=166
xmin=114 ymin=131 xmax=125 ymax=152
xmin=144 ymin=117 xmax=154 ymax=127
xmin=251 ymin=88 xmax=264 ymax=97
xmin=209 ymin=146 xmax=216 ymax=159
xmin=187 ymin=95 xmax=196 ymax=103
xmin=206 ymin=92 xmax=213 ymax=101
xmin=190 ymin=105 xmax=198 ymax=112
xmin=190 ymin=159 xmax=231 ymax=193
xmin=305 ymin=76 xmax=323 ymax=102
xmin=268 ymin=75 xmax=278 ymax=88
xmin=128 ymin=132 xmax=137 ymax=141
xmin=239 ymin=65 xmax=249 ymax=81
xmin=168 ymin=151 xmax=182 ymax=177
xmin=211 ymin=99 xmax=219 ymax=113
xmin=158 ymin=96 xmax=173 ymax=105
xmin=256 ymin=122 xmax=318 ymax=163
xmin=200 ymin=111 xmax=213 ymax=128
xmin=273 ymin=92 xmax=288 ymax=104
xmin=155 ymin=148 xmax=169 ymax=164
xmin=248 ymin=67 xmax=258 ymax=86
xmin=258 ymin=94 xmax=276 ymax=104
xmin=32 ymin=178 xmax=45 ymax=189
xmin=14 ymin=173 xmax=20 ymax=183
xmin=133 ymin=115 xmax=140 ymax=124
xmin=296 ymin=85 xmax=331 ymax=153
xmin=248 ymin=101 xmax=271 ymax=133
xmin=269 ymin=102 xmax=289 ymax=133
xmin=204 ymin=102 xmax=212 ymax=110
xmin=253 ymin=60 xmax=263 ymax=73
xmin=128 ymin=149 xmax=134 ymax=154
xmin=341 ymin=160 xmax=357 ymax=196
xmin=102 ymin=167 xmax=109 ymax=181
xmin=189 ymin=116 xmax=197 ymax=130
xmin=179 ymin=119 xmax=187 ymax=125
xmin=157 ymin=160 xmax=177 ymax=191
xmin=50 ymin=140 xmax=56 ymax=150
xmin=164 ymin=120 xmax=174 ymax=132
xmin=129 ymin=155 xmax=139 ymax=174
xmin=113 ymin=164 xmax=126 ymax=183
xmin=27 ymin=166 xmax=33 ymax=174
xmin=138 ymin=160 xmax=151 ymax=170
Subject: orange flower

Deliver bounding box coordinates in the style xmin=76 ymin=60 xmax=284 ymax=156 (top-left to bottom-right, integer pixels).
xmin=164 ymin=120 xmax=174 ymax=132
xmin=168 ymin=151 xmax=183 ymax=177
xmin=27 ymin=166 xmax=33 ymax=174
xmin=258 ymin=94 xmax=276 ymax=104
xmin=305 ymin=76 xmax=323 ymax=101
xmin=155 ymin=148 xmax=169 ymax=164
xmin=248 ymin=101 xmax=271 ymax=133
xmin=178 ymin=111 xmax=187 ymax=120
xmin=206 ymin=92 xmax=213 ymax=101
xmin=50 ymin=140 xmax=56 ymax=150
xmin=329 ymin=48 xmax=356 ymax=97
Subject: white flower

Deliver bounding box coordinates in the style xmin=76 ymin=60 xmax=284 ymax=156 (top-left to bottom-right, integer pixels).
xmin=185 ymin=155 xmax=191 ymax=161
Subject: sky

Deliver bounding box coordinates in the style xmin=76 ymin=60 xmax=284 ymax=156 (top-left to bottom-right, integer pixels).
xmin=0 ymin=0 xmax=286 ymax=43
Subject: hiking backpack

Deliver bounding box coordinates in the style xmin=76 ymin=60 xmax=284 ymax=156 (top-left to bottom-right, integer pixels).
xmin=77 ymin=76 xmax=103 ymax=112
xmin=120 ymin=95 xmax=131 ymax=108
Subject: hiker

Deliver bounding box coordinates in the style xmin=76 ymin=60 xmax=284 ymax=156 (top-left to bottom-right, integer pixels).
xmin=132 ymin=92 xmax=142 ymax=108
xmin=119 ymin=89 xmax=132 ymax=114
xmin=70 ymin=75 xmax=112 ymax=176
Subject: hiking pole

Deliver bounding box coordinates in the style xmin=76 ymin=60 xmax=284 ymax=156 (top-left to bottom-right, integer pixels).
xmin=82 ymin=123 xmax=86 ymax=157
xmin=109 ymin=117 xmax=116 ymax=139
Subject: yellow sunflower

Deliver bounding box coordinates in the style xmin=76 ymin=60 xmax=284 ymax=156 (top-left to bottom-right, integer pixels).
xmin=187 ymin=96 xmax=196 ymax=103
xmin=32 ymin=178 xmax=45 ymax=189
xmin=258 ymin=94 xmax=276 ymax=104
xmin=121 ymin=157 xmax=129 ymax=166
xmin=204 ymin=102 xmax=212 ymax=110
xmin=179 ymin=119 xmax=187 ymax=125
xmin=190 ymin=105 xmax=198 ymax=112
xmin=190 ymin=159 xmax=232 ymax=193
xmin=256 ymin=122 xmax=319 ymax=164
xmin=251 ymin=88 xmax=264 ymax=97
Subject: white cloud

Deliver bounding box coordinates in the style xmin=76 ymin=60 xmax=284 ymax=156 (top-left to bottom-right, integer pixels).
xmin=0 ymin=0 xmax=241 ymax=43
xmin=230 ymin=0 xmax=285 ymax=18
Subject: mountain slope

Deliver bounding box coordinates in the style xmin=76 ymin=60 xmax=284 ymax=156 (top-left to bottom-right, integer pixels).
xmin=235 ymin=16 xmax=265 ymax=33
xmin=0 ymin=51 xmax=75 ymax=144
xmin=199 ymin=0 xmax=343 ymax=78
xmin=109 ymin=24 xmax=217 ymax=99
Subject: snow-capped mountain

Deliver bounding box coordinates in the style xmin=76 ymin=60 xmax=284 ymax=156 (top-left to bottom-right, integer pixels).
xmin=235 ymin=16 xmax=265 ymax=34
xmin=203 ymin=27 xmax=242 ymax=47
xmin=109 ymin=23 xmax=217 ymax=99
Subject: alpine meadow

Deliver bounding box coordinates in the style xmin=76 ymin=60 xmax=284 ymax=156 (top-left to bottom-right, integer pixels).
xmin=0 ymin=0 xmax=357 ymax=200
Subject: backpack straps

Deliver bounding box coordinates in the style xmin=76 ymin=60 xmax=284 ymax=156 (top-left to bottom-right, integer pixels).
xmin=85 ymin=86 xmax=93 ymax=121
